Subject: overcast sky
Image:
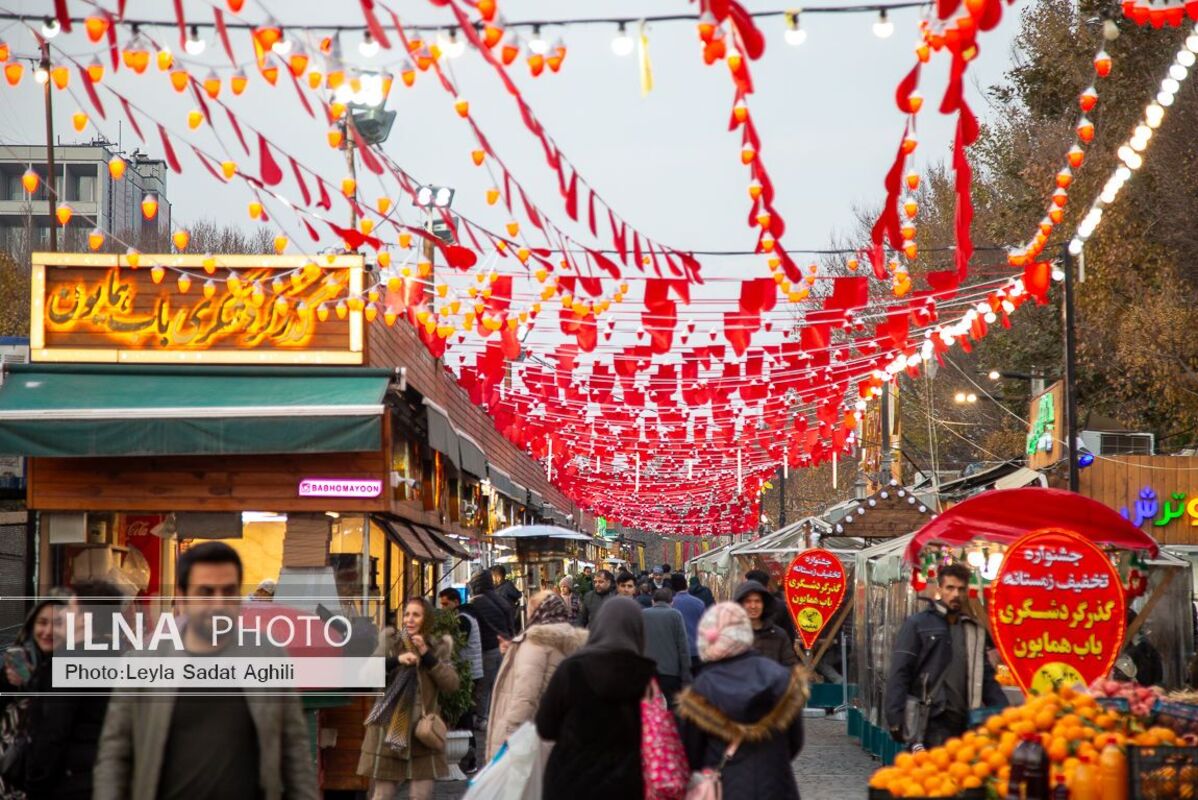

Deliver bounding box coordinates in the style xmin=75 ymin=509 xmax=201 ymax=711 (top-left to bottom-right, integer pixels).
xmin=0 ymin=0 xmax=1020 ymax=255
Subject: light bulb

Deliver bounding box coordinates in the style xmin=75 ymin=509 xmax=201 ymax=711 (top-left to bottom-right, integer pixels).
xmin=529 ymin=25 xmax=549 ymax=54
xmin=611 ymin=23 xmax=634 ymax=56
xmin=272 ymin=33 xmax=292 ymax=56
xmin=1177 ymin=50 xmax=1195 ymax=67
xmin=784 ymin=12 xmax=807 ymax=45
xmin=1162 ymin=77 xmax=1181 ymax=94
xmin=1186 ymin=34 xmax=1198 ymax=53
xmin=1169 ymin=63 xmax=1188 ymax=81
xmin=873 ymin=9 xmax=894 ymax=39
xmin=34 ymin=66 xmax=49 ymax=84
xmin=445 ymin=30 xmax=466 ymax=59
xmin=359 ymin=31 xmax=379 ymax=58
xmin=1068 ymin=239 xmax=1083 ymax=256
xmin=184 ymin=25 xmax=206 ymax=55
xmin=1157 ymin=91 xmax=1175 ymax=107
xmin=41 ymin=18 xmax=60 ymax=39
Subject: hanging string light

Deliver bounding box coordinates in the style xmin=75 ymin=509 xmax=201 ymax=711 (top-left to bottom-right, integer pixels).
xmin=872 ymin=9 xmax=894 ymax=38
xmin=784 ymin=11 xmax=807 ymax=46
xmin=611 ymin=22 xmax=635 ymax=56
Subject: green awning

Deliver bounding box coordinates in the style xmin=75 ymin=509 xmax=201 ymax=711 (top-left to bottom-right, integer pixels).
xmin=0 ymin=364 xmax=393 ymax=457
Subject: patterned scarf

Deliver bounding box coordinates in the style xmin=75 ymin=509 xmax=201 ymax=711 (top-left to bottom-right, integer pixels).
xmin=365 ymin=637 xmax=419 ymax=751
xmin=527 ymin=593 xmax=571 ymax=628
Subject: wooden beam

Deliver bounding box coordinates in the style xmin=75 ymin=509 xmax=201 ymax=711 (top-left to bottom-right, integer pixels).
xmin=1125 ymin=567 xmax=1178 ymax=642
xmin=797 ymin=595 xmax=855 ymax=669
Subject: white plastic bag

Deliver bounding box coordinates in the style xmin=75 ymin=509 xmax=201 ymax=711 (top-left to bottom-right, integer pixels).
xmin=462 ymin=721 xmax=548 ymax=800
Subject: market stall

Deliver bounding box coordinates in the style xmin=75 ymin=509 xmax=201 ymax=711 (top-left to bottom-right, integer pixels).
xmin=850 ymin=486 xmax=1191 ymax=766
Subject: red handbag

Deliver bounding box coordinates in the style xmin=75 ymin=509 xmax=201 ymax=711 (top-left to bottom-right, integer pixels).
xmin=641 ymin=678 xmax=690 ymax=800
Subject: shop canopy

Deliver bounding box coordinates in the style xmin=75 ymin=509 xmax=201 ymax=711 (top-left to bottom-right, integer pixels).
xmin=0 ymin=364 xmax=392 ymax=458
xmin=903 ymin=486 xmax=1159 ymax=564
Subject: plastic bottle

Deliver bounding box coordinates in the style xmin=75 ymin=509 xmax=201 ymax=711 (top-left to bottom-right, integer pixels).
xmin=1050 ymin=773 xmax=1069 ymax=799
xmin=1098 ymin=744 xmax=1128 ymax=800
xmin=1072 ymin=754 xmax=1101 ymax=800
xmin=1007 ymin=733 xmax=1051 ymax=800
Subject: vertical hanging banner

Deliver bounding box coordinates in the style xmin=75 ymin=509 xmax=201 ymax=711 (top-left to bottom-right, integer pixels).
xmin=783 ymin=548 xmax=847 ymax=650
xmin=989 ymin=528 xmax=1126 ymax=695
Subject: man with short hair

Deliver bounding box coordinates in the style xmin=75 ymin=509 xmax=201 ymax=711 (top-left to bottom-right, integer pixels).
xmin=669 ymin=573 xmax=706 ymax=672
xmin=464 ymin=570 xmax=514 ymax=731
xmin=576 ymin=569 xmax=615 ymax=629
xmin=634 ymin=580 xmax=654 ymax=609
xmin=94 ymin=541 xmax=318 ymax=800
xmin=575 ymin=566 xmax=594 ymax=597
xmin=650 ymin=566 xmax=666 ymax=590
xmin=491 ymin=564 xmax=522 ymax=613
xmin=746 ymin=568 xmax=797 ymax=644
xmin=885 ymin=562 xmax=1007 ymax=749
xmin=615 ymin=571 xmax=637 ymax=598
xmin=642 ymin=587 xmax=691 ymax=707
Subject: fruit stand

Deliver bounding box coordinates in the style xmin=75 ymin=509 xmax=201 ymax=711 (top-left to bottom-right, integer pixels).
xmin=850 ymin=487 xmax=1192 ymax=771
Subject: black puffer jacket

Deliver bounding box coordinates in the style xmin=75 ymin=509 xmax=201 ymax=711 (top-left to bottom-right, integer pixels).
xmin=466 ymin=572 xmax=514 ymax=652
xmin=535 ymin=649 xmax=656 ymax=800
xmin=734 ymin=580 xmax=799 ymax=667
xmin=25 ymin=664 xmax=110 ymax=800
xmin=678 ymin=652 xmax=806 ymax=800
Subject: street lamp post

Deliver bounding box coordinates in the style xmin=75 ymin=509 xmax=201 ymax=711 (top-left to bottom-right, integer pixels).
xmin=334 ymin=72 xmax=396 ymax=238
xmin=413 ymin=185 xmax=455 ymax=306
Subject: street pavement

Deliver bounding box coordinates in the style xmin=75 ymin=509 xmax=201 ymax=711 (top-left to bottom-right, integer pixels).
xmin=396 ymin=715 xmax=876 ymax=799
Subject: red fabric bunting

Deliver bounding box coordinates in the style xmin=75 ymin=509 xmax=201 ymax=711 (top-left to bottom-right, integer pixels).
xmin=157 ymin=125 xmax=182 ymax=173
xmin=257 ymin=133 xmax=283 ymax=186
xmin=79 ymin=66 xmax=106 ymax=118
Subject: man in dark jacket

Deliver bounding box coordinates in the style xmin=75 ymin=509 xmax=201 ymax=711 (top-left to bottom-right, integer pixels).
xmin=746 ymin=568 xmax=797 ymax=644
xmin=670 ymin=573 xmax=707 ymax=672
xmin=490 ymin=565 xmax=522 ymax=617
xmin=735 ymin=580 xmax=798 ymax=667
xmin=884 ymin=562 xmax=1007 ymax=749
xmin=642 ymin=588 xmax=692 ymax=705
xmin=576 ymin=569 xmax=615 ymax=628
xmin=465 ymin=570 xmax=515 ymax=727
xmin=689 ymin=575 xmax=716 ymax=607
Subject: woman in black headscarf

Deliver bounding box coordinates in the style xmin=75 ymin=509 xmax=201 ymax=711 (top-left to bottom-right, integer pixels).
xmin=535 ymin=596 xmax=656 ymax=800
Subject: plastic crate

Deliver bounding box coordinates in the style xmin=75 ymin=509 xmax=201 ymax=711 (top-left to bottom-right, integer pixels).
xmin=868 ymin=788 xmax=985 ymax=800
xmin=1152 ymin=700 xmax=1198 ymax=737
xmin=1097 ymin=696 xmax=1131 ymax=714
xmin=1127 ymin=745 xmax=1198 ymax=800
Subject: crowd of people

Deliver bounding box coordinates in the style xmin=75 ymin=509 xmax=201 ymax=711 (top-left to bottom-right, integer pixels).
xmin=0 ymin=552 xmax=818 ymax=800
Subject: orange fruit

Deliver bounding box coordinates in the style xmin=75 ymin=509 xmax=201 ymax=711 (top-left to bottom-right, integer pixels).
xmin=929 ymin=749 xmax=951 ymax=769
xmin=956 ymin=745 xmax=977 ymax=764
xmin=1034 ymin=709 xmax=1057 ymax=731
xmin=962 ymin=775 xmax=983 ymax=789
xmin=948 ymin=762 xmax=971 ymax=782
xmin=894 ymin=752 xmax=915 ymax=770
xmin=1048 ymin=737 xmax=1069 ymax=762
xmin=972 ymin=761 xmax=992 ymax=779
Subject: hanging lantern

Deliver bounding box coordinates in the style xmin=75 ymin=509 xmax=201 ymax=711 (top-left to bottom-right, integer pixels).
xmin=846 ymin=258 xmax=859 ymax=272
xmin=50 ymin=65 xmax=69 ymax=90
xmin=317 ymin=303 xmax=330 ymax=322
xmin=905 ymin=170 xmax=920 ymax=191
xmin=248 ymin=200 xmax=263 ymax=220
xmin=173 ymin=229 xmax=190 ymax=251
xmin=203 ymin=279 xmax=217 ymax=299
xmin=20 ymin=169 xmax=38 ymax=195
xmin=359 ymin=219 xmax=374 ymax=235
xmin=902 ymin=196 xmax=918 ymax=218
xmin=900 ymin=221 xmax=916 ymax=240
xmin=506 ymin=221 xmax=520 ymax=237
xmin=1055 ymin=167 xmax=1073 ymax=189
xmin=547 ymin=40 xmax=566 ymax=72
xmin=187 ymin=109 xmax=203 ymax=130
xmin=71 ymin=111 xmax=88 ymax=132
xmin=327 ymin=128 xmax=344 ymax=149
xmin=169 ymin=67 xmax=189 ymax=92
xmin=126 ymin=249 xmax=140 ymax=269
xmin=150 ymin=265 xmax=166 ymax=284
xmin=4 ymin=62 xmax=23 ymax=86
xmin=231 ymin=69 xmax=248 ymax=95
xmin=907 ymin=90 xmax=924 ymax=113
xmin=1076 ymin=116 xmax=1094 ymax=143
xmin=202 ymin=254 xmax=217 ymax=274
xmin=1094 ymin=50 xmax=1112 ymax=78
xmin=201 ymin=70 xmax=221 ymax=99
xmin=1051 ymin=187 xmax=1068 ymax=208
xmin=1049 ymin=207 xmax=1065 ymax=224
xmin=377 ymin=197 xmax=392 ymax=215
xmin=1079 ymin=86 xmax=1098 ymax=112
xmin=698 ymin=11 xmax=718 ymax=42
xmin=0 ymin=42 xmax=7 ymax=62
xmin=902 ymin=240 xmax=918 ymax=259
xmin=156 ymin=48 xmax=173 ymax=72
xmin=399 ymin=232 xmax=413 ymax=248
xmin=485 ymin=187 xmax=500 ymax=205
xmin=177 ymin=273 xmax=192 ymax=293
xmin=86 ymin=57 xmax=104 ymax=83
xmin=288 ymin=49 xmax=309 ymax=77
xmin=220 ymin=161 xmax=237 ymax=180
xmin=88 ymin=228 xmax=104 ymax=251
xmin=273 ymin=236 xmax=288 ymax=254
xmin=84 ymin=15 xmax=109 ymax=42
xmin=748 ymin=179 xmax=762 ymax=200
xmin=740 ymin=144 xmax=756 ymax=164
xmin=55 ymin=204 xmax=72 ymax=226
xmin=124 ymin=40 xmax=151 ymax=73
xmin=341 ymin=176 xmax=357 ymax=197
xmin=915 ymin=41 xmax=931 ymax=63
xmin=527 ymin=51 xmax=545 ymax=76
xmin=901 ymin=132 xmax=918 ymax=154
xmin=307 ymin=70 xmax=323 ymax=89
xmin=454 ymin=98 xmax=470 ymax=117
xmin=141 ymin=194 xmax=159 ymax=220
xmin=471 ymin=149 xmax=486 ymax=166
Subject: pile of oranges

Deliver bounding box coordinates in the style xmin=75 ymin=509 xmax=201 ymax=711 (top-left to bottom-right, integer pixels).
xmin=868 ymin=686 xmax=1181 ymax=798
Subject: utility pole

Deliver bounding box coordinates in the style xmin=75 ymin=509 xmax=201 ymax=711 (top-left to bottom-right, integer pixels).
xmin=1062 ymin=244 xmax=1080 ymax=492
xmin=778 ymin=463 xmax=787 ymax=529
xmin=41 ymin=41 xmax=57 ymax=252
xmin=342 ymin=120 xmax=357 ymax=233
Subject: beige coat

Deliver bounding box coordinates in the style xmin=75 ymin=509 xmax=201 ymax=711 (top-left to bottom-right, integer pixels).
xmin=485 ymin=622 xmax=587 ymax=759
xmin=93 ymin=688 xmax=317 ymax=800
xmin=357 ymin=634 xmax=460 ymax=783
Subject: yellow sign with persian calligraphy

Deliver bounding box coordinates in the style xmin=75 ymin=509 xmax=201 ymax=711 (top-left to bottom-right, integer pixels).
xmin=30 ymin=253 xmax=364 ymax=365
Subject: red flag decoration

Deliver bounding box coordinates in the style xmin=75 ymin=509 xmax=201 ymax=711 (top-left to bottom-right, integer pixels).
xmin=257 ymin=133 xmax=283 ymax=185
xmin=783 ymin=549 xmax=847 ymax=650
xmin=989 ymin=528 xmax=1125 ymax=695
xmin=157 ymin=125 xmax=182 ymax=173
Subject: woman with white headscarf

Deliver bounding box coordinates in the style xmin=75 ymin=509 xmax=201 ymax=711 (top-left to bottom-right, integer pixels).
xmin=677 ymin=602 xmax=808 ymax=800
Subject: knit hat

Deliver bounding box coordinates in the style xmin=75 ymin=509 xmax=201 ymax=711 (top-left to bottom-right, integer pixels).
xmin=696 ymin=602 xmax=754 ymax=663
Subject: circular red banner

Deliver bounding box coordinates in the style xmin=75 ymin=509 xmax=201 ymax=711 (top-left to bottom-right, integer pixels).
xmin=783 ymin=548 xmax=847 ymax=650
xmin=988 ymin=528 xmax=1126 ymax=695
